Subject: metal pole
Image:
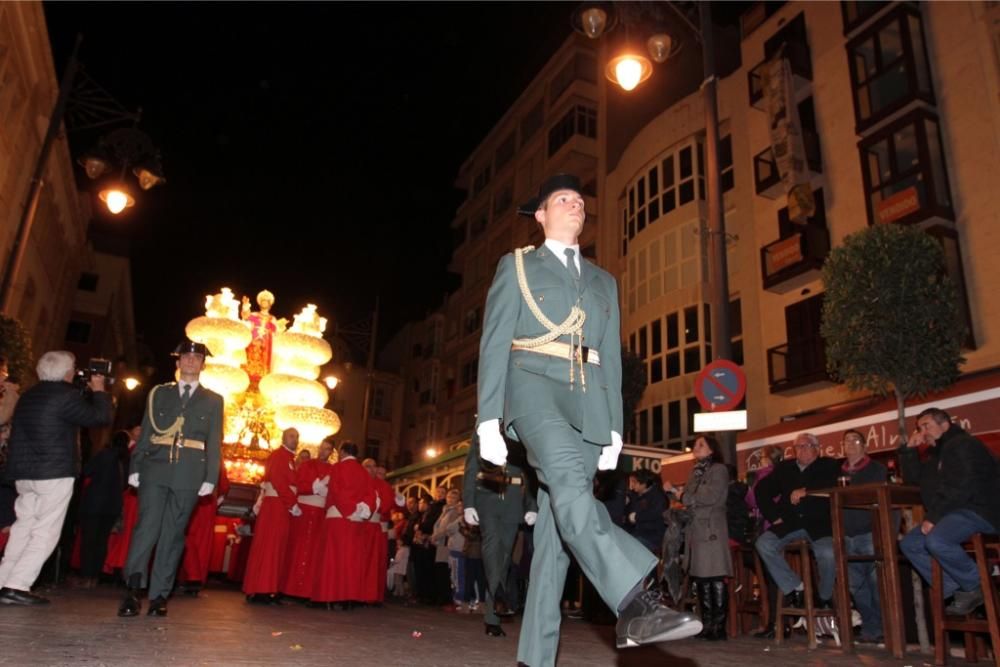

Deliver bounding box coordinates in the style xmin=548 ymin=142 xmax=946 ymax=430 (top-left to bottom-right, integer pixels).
xmin=359 ymin=296 xmax=380 ymax=455
xmin=0 ymin=34 xmax=83 ymax=315
xmin=697 ymin=4 xmax=736 ymax=463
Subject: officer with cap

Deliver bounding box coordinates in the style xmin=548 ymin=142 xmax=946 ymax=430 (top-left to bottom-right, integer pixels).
xmin=477 ymin=173 xmax=701 ymax=665
xmin=117 ymin=340 xmax=223 ymax=617
xmin=463 ymin=428 xmax=537 ymax=637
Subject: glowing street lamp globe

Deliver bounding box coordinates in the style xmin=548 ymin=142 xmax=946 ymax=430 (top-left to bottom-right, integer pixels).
xmin=99 ymin=187 xmax=136 ymax=214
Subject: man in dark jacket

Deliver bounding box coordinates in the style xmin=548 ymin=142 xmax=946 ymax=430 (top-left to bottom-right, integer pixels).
xmin=840 ymin=429 xmax=888 ymax=643
xmin=754 ymin=432 xmax=841 ymax=610
xmin=625 ymin=469 xmax=667 ymax=556
xmin=900 ymin=408 xmax=1000 ymax=616
xmin=0 ymin=351 xmax=111 ymax=605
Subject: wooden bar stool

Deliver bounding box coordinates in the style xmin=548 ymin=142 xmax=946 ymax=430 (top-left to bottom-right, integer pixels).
xmin=930 ymin=533 xmax=1000 ymax=667
xmin=729 ymin=543 xmax=769 ymax=637
xmin=774 ymin=540 xmax=837 ymax=649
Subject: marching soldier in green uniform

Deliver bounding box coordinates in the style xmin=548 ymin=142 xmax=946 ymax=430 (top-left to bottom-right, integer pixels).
xmin=463 ymin=430 xmax=537 ymax=637
xmin=118 ymin=341 xmax=223 ymax=617
xmin=476 ymin=174 xmax=702 ymax=666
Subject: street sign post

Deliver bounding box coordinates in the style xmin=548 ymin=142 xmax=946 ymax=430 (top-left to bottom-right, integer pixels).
xmin=694 ymin=359 xmax=746 ymax=411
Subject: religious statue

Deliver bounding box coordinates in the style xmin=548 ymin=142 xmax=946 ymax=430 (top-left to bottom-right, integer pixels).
xmin=240 ymin=290 xmax=287 ymax=382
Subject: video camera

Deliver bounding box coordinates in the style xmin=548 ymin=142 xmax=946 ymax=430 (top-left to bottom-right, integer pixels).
xmin=73 ymin=357 xmax=114 ymax=390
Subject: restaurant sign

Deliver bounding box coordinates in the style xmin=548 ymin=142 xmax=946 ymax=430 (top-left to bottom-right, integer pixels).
xmin=738 ymin=386 xmax=1000 ymax=472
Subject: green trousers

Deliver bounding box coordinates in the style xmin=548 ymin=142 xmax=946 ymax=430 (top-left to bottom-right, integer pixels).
xmin=479 ymin=510 xmax=519 ymax=626
xmin=124 ymin=481 xmax=199 ymax=600
xmin=513 ymin=413 xmax=657 ymax=667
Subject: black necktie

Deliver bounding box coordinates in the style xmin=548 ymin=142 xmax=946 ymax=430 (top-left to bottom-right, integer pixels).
xmin=564 ymin=248 xmax=579 ymax=281
xmin=181 ymin=384 xmax=192 ymax=407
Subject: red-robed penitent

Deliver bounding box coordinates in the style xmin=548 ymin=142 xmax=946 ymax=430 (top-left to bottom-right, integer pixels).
xmin=242 ymin=445 xmax=297 ymax=595
xmin=310 ymin=456 xmax=376 ymax=603
xmin=280 ymin=457 xmax=334 ymax=597
xmin=103 ymin=444 xmax=140 ymax=574
xmin=179 ymin=467 xmax=231 ymax=584
xmin=365 ymin=476 xmax=400 ymax=601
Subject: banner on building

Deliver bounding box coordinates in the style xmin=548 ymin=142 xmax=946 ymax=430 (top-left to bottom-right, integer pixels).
xmin=763 ymin=56 xmax=815 ymax=223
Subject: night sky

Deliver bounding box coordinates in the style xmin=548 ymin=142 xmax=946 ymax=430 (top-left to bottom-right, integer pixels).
xmin=43 ymin=2 xmax=574 ymax=374
xmin=43 ymin=2 xmax=747 ymax=379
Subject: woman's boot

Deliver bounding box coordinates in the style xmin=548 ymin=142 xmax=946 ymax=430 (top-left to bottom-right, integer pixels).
xmin=709 ymin=578 xmax=729 ymax=640
xmin=694 ymin=579 xmax=714 ymax=639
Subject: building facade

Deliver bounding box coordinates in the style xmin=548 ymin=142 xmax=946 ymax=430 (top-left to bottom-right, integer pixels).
xmin=0 ymin=2 xmax=92 ymax=356
xmin=388 ymin=1 xmax=1000 ymax=487
xmin=605 ymin=0 xmax=1000 ymax=477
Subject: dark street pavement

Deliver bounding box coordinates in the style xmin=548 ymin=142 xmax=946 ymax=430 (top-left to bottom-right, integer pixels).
xmin=0 ymin=582 xmax=927 ymax=666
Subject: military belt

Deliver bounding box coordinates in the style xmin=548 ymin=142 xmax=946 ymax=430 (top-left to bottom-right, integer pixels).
xmin=511 ymin=341 xmax=600 ymax=366
xmin=477 ymin=471 xmax=524 ymax=486
xmin=150 ymin=434 xmax=205 ymax=450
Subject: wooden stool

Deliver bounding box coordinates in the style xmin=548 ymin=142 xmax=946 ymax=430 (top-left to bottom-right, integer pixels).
xmin=930 ymin=532 xmax=1000 ymax=667
xmin=774 ymin=540 xmax=837 ymax=649
xmin=729 ymin=543 xmax=769 ymax=637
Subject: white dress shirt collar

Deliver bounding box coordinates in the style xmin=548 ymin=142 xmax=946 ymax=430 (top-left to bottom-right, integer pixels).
xmin=178 ymin=380 xmax=200 ymax=397
xmin=543 ymin=238 xmax=581 ymax=272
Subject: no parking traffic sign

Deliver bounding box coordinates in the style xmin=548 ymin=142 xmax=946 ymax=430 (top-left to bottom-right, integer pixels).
xmin=694 ymin=360 xmax=746 ymax=411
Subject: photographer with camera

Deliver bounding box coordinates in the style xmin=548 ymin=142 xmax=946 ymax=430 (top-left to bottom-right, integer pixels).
xmin=0 ymin=351 xmax=111 ymax=605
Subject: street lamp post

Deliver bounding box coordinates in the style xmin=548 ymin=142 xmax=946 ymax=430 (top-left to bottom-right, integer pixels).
xmin=0 ymin=35 xmax=165 ymax=316
xmin=573 ymin=1 xmax=736 ymax=462
xmin=0 ymin=35 xmax=82 ymax=315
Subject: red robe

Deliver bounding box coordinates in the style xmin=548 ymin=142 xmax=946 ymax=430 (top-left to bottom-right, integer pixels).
xmin=365 ymin=477 xmax=399 ymax=601
xmin=311 ymin=457 xmax=376 ymax=602
xmin=242 ymin=446 xmax=296 ymax=595
xmin=103 ymin=488 xmax=137 ymax=573
xmin=179 ymin=468 xmax=231 ymax=584
xmin=280 ymin=457 xmax=334 ymax=597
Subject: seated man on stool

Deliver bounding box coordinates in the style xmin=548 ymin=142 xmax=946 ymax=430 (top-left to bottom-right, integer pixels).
xmin=900 ymin=408 xmax=1000 ymax=616
xmin=754 ymin=432 xmax=840 ymax=614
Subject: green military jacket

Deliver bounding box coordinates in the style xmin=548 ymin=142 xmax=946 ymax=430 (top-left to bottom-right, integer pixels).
xmin=477 ymin=244 xmax=624 ymax=445
xmin=462 ymin=432 xmax=537 ymax=522
xmin=130 ymin=382 xmax=223 ymax=491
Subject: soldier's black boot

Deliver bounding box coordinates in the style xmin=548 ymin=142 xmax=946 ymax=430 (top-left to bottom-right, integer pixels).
xmin=708 ymin=579 xmax=728 ymax=641
xmin=615 ymin=579 xmax=703 ymax=648
xmin=147 ymin=596 xmax=168 ymax=617
xmin=118 ymin=573 xmax=142 ymax=617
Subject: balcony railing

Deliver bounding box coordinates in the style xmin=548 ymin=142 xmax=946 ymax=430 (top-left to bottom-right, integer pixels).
xmin=748 ymin=39 xmax=813 ymax=110
xmin=767 ymin=336 xmax=830 ymax=393
xmin=760 ymin=223 xmax=830 ymax=294
xmin=753 ymin=128 xmax=822 ymax=198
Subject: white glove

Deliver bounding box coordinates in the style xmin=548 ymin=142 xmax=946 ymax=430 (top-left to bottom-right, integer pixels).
xmin=395 ymin=492 xmax=406 ymax=507
xmin=464 ymin=507 xmax=480 ymax=526
xmin=197 ymin=482 xmax=215 ymax=497
xmin=290 ymin=504 xmax=303 ymax=517
xmin=349 ymin=501 xmax=372 ymax=521
xmin=128 ymin=473 xmax=140 ymax=488
xmin=312 ymin=476 xmax=329 ymax=497
xmin=477 ymin=419 xmax=508 ymax=466
xmin=597 ymin=431 xmax=624 ymax=471
xmin=628 ymin=512 xmax=637 ymax=524
xmin=524 ymin=511 xmax=537 ymax=526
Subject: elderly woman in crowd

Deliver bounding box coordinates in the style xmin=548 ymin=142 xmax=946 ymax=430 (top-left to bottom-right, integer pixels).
xmin=679 ymin=435 xmax=731 ymax=641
